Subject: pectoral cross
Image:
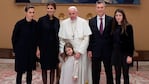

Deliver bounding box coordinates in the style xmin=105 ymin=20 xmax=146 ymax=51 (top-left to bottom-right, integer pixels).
xmin=71 ymin=20 xmax=76 ymax=40
xmin=72 ymin=35 xmax=74 ymax=40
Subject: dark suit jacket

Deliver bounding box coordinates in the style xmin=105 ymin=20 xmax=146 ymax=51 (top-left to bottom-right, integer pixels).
xmin=88 ymin=15 xmax=113 ymax=59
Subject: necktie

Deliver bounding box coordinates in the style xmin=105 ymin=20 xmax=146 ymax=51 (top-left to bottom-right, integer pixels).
xmin=100 ymin=18 xmax=103 ymax=34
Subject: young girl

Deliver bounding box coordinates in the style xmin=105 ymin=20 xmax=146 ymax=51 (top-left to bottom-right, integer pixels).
xmin=111 ymin=9 xmax=134 ymax=84
xmin=60 ymin=42 xmax=79 ymax=84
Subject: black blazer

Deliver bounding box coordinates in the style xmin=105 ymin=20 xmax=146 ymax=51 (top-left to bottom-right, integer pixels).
xmin=88 ymin=15 xmax=113 ymax=58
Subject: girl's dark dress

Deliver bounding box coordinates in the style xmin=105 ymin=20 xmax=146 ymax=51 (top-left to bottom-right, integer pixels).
xmin=12 ymin=18 xmax=37 ymax=72
xmin=38 ymin=15 xmax=60 ymax=70
xmin=111 ymin=24 xmax=134 ymax=84
xmin=111 ymin=25 xmax=134 ymax=66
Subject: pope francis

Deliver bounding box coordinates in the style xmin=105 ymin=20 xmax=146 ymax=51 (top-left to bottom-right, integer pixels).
xmin=59 ymin=6 xmax=92 ymax=84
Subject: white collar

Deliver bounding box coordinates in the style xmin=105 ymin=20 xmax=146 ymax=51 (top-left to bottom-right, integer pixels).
xmin=97 ymin=14 xmax=105 ymax=19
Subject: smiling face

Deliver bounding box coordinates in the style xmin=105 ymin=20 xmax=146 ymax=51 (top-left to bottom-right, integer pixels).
xmin=47 ymin=5 xmax=55 ymax=16
xmin=65 ymin=47 xmax=73 ymax=56
xmin=96 ymin=2 xmax=106 ymax=17
xmin=68 ymin=6 xmax=78 ymax=21
xmin=68 ymin=9 xmax=77 ymax=20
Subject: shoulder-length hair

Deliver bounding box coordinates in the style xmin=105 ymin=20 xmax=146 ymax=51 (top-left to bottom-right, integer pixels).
xmin=61 ymin=42 xmax=75 ymax=62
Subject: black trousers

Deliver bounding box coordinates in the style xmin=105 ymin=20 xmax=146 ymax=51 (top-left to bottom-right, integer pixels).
xmin=16 ymin=71 xmax=32 ymax=84
xmin=92 ymin=57 xmax=113 ymax=84
xmin=114 ymin=56 xmax=130 ymax=84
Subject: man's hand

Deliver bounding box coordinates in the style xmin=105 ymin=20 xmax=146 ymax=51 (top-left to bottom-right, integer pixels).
xmin=87 ymin=51 xmax=92 ymax=58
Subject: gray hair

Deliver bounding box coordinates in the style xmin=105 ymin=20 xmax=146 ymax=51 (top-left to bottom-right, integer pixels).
xmin=96 ymin=0 xmax=106 ymax=6
xmin=68 ymin=6 xmax=78 ymax=12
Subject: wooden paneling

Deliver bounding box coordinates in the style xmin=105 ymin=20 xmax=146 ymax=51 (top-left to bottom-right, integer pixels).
xmin=134 ymin=50 xmax=149 ymax=61
xmin=133 ymin=50 xmax=149 ymax=71
xmin=0 ymin=48 xmax=14 ymax=59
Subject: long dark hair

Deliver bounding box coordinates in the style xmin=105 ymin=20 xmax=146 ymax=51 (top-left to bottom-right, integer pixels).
xmin=112 ymin=9 xmax=130 ymax=35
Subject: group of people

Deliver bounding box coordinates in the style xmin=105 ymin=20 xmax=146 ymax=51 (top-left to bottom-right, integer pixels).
xmin=11 ymin=0 xmax=134 ymax=84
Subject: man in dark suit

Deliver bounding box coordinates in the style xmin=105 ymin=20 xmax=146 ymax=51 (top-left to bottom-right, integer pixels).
xmin=88 ymin=1 xmax=114 ymax=84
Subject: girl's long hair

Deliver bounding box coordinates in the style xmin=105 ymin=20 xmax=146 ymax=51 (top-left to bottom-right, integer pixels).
xmin=112 ymin=9 xmax=130 ymax=35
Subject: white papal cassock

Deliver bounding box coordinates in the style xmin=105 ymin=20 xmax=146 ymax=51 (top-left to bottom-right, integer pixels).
xmin=59 ymin=16 xmax=92 ymax=84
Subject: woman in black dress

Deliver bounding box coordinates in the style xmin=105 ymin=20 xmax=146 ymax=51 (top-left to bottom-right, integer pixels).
xmin=11 ymin=4 xmax=37 ymax=84
xmin=37 ymin=1 xmax=60 ymax=84
xmin=111 ymin=9 xmax=134 ymax=84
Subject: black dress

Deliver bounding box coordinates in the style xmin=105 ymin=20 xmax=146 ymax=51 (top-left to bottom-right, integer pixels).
xmin=111 ymin=25 xmax=134 ymax=66
xmin=12 ymin=18 xmax=37 ymax=72
xmin=38 ymin=15 xmax=60 ymax=70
